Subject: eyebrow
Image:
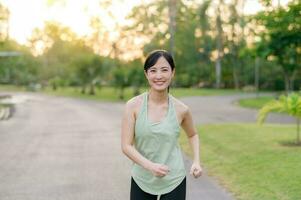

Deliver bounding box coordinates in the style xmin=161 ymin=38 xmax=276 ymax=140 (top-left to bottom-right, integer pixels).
xmin=150 ymin=66 xmax=169 ymax=70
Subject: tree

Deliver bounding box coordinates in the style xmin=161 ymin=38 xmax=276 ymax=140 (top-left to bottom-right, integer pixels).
xmin=257 ymin=93 xmax=301 ymax=145
xmin=214 ymin=0 xmax=224 ymax=89
xmin=112 ymin=65 xmax=129 ymax=100
xmin=0 ymin=39 xmax=39 ymax=85
xmin=168 ymin=0 xmax=177 ymax=57
xmin=71 ymin=54 xmax=103 ymax=95
xmin=255 ymin=1 xmax=301 ymax=93
xmin=0 ymin=3 xmax=9 ymax=42
xmin=226 ymin=0 xmax=247 ymax=89
xmin=29 ymin=21 xmax=102 ymax=91
xmin=196 ymin=0 xmax=214 ymax=87
xmin=126 ymin=59 xmax=145 ymax=96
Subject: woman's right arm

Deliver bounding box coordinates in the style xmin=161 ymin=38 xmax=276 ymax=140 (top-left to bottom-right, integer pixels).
xmin=121 ymin=100 xmax=169 ymax=177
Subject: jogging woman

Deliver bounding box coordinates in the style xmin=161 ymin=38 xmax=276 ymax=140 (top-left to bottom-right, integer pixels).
xmin=121 ymin=50 xmax=202 ymax=200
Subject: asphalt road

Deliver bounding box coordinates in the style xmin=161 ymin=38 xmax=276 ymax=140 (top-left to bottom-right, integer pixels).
xmin=0 ymin=92 xmax=294 ymax=200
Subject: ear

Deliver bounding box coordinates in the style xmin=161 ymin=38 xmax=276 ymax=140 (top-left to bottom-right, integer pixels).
xmin=144 ymin=70 xmax=148 ymax=78
xmin=171 ymin=68 xmax=175 ymax=78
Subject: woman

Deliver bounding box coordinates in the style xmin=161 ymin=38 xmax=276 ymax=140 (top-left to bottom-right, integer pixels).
xmin=121 ymin=50 xmax=202 ymax=200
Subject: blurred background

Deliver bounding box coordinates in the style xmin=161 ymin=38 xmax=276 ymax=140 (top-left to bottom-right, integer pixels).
xmin=0 ymin=0 xmax=300 ymax=99
xmin=1 ymin=1 xmax=301 ymax=200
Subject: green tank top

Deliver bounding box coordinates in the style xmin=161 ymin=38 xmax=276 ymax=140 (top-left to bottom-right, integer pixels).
xmin=131 ymin=91 xmax=186 ymax=195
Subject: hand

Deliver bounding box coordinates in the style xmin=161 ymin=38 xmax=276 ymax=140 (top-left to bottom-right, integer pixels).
xmin=148 ymin=162 xmax=170 ymax=177
xmin=190 ymin=162 xmax=202 ymax=178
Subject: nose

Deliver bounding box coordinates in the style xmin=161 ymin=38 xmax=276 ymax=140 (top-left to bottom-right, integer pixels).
xmin=155 ymin=71 xmax=163 ymax=79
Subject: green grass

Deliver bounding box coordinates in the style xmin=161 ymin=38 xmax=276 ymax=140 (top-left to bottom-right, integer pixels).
xmin=41 ymin=86 xmax=141 ymax=102
xmin=170 ymin=87 xmax=242 ymax=97
xmin=238 ymin=96 xmax=275 ymax=109
xmin=179 ymin=123 xmax=301 ymax=200
xmin=0 ymin=85 xmax=244 ymax=102
xmin=42 ymin=86 xmax=245 ymax=102
xmin=0 ymin=85 xmax=26 ymax=92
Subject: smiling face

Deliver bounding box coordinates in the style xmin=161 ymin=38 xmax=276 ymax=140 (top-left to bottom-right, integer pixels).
xmin=144 ymin=56 xmax=175 ymax=92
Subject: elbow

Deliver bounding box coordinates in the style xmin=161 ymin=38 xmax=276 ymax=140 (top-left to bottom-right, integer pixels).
xmin=121 ymin=143 xmax=131 ymax=155
xmin=188 ymin=132 xmax=198 ymax=139
xmin=121 ymin=144 xmax=127 ymax=155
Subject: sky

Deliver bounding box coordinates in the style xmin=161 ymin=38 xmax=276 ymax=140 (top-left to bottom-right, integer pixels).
xmin=1 ymin=0 xmax=142 ymax=44
xmin=1 ymin=0 xmax=290 ymax=45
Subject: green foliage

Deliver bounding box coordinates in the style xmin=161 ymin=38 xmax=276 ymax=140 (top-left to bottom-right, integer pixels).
xmin=0 ymin=40 xmax=40 ymax=85
xmin=254 ymin=1 xmax=301 ymax=92
xmin=180 ymin=123 xmax=301 ymax=200
xmin=257 ymin=93 xmax=301 ymax=123
xmin=257 ymin=92 xmax=301 ymax=144
xmin=2 ymin=0 xmax=301 ymax=92
xmin=238 ymin=96 xmax=275 ymax=109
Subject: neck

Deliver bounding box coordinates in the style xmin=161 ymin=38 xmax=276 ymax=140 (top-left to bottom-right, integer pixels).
xmin=148 ymin=88 xmax=169 ymax=104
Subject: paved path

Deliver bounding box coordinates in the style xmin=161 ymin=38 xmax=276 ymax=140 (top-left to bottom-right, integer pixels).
xmin=180 ymin=93 xmax=294 ymax=125
xmin=0 ymin=92 xmax=294 ymax=200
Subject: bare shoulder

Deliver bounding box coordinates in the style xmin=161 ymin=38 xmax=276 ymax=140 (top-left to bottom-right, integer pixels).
xmin=170 ymin=95 xmax=189 ymax=124
xmin=170 ymin=95 xmax=189 ymax=112
xmin=125 ymin=93 xmax=145 ymax=119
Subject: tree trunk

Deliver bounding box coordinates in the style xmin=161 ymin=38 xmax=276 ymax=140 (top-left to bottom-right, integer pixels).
xmin=119 ymin=87 xmax=124 ymax=100
xmin=52 ymin=82 xmax=57 ymax=91
xmin=215 ymin=57 xmax=221 ymax=89
xmin=89 ymin=83 xmax=95 ymax=95
xmin=168 ymin=0 xmax=177 ymax=57
xmin=255 ymin=57 xmax=260 ymax=98
xmin=290 ymin=70 xmax=297 ymax=91
xmin=284 ymin=73 xmax=290 ymax=95
xmin=81 ymin=85 xmax=86 ymax=94
xmin=297 ymin=117 xmax=300 ymax=145
xmin=215 ymin=2 xmax=223 ymax=89
xmin=233 ymin=65 xmax=239 ymax=90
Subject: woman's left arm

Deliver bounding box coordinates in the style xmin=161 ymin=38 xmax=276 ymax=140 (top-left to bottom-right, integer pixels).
xmin=181 ymin=107 xmax=203 ymax=178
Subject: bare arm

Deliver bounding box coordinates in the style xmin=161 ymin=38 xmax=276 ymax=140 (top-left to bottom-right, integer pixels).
xmin=121 ymin=100 xmax=169 ymax=177
xmin=181 ymin=107 xmax=200 ymax=164
xmin=181 ymin=107 xmax=202 ymax=178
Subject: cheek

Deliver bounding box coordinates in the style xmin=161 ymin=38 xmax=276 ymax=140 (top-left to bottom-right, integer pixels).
xmin=146 ymin=73 xmax=155 ymax=80
xmin=166 ymin=72 xmax=174 ymax=80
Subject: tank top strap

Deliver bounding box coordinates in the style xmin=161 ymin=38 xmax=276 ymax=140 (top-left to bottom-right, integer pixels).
xmin=141 ymin=91 xmax=148 ymax=115
xmin=168 ymin=94 xmax=180 ymax=128
xmin=167 ymin=93 xmax=174 ymax=115
xmin=136 ymin=92 xmax=148 ymax=122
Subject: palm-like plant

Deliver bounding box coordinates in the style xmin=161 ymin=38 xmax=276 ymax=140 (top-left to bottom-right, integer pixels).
xmin=257 ymin=93 xmax=301 ymax=145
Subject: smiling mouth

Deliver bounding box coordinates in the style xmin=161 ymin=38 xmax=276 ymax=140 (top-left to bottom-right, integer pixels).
xmin=154 ymin=81 xmax=165 ymax=85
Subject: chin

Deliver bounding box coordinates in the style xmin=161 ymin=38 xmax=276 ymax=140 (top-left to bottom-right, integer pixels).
xmin=151 ymin=85 xmax=168 ymax=92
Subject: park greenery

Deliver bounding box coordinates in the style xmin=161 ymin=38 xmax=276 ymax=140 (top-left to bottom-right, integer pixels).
xmin=0 ymin=0 xmax=300 ymax=100
xmin=179 ymin=123 xmax=301 ymax=200
xmin=1 ymin=1 xmax=301 ymax=199
xmin=238 ymin=96 xmax=275 ymax=109
xmin=257 ymin=92 xmax=301 ymax=144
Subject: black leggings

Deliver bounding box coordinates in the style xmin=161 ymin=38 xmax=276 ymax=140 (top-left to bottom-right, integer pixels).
xmin=130 ymin=177 xmax=186 ymax=200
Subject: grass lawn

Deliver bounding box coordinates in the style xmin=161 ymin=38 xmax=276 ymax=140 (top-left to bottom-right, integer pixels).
xmin=39 ymin=86 xmax=244 ymax=102
xmin=169 ymin=87 xmax=241 ymax=97
xmin=0 ymin=85 xmax=26 ymax=92
xmin=179 ymin=123 xmax=301 ymax=200
xmin=41 ymin=86 xmax=138 ymax=102
xmin=0 ymin=84 xmax=256 ymax=102
xmin=238 ymin=96 xmax=276 ymax=109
